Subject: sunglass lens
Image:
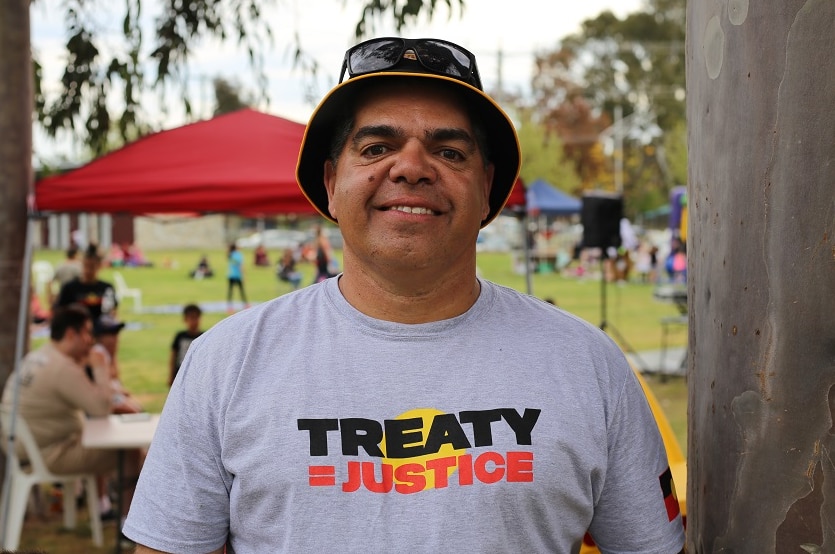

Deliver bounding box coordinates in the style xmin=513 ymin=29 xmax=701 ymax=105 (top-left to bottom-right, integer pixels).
xmin=349 ymin=39 xmax=404 ymax=74
xmin=414 ymin=40 xmax=471 ymax=78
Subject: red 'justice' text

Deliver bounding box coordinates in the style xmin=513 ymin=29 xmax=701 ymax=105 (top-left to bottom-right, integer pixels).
xmin=308 ymin=451 xmax=534 ymax=494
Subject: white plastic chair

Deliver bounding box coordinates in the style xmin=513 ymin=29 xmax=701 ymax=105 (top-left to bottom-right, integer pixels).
xmin=0 ymin=407 xmax=103 ymax=549
xmin=112 ymin=271 xmax=143 ymax=312
xmin=31 ymin=261 xmax=55 ymax=298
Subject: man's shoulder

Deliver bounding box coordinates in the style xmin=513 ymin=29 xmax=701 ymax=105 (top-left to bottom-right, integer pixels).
xmin=482 ymin=281 xmax=569 ymax=316
xmin=20 ymin=343 xmax=76 ymax=380
xmin=23 ymin=343 xmax=54 ymax=365
xmin=173 ymin=329 xmax=202 ymax=340
xmin=482 ymin=280 xmax=604 ymax=335
xmin=60 ymin=278 xmax=111 ymax=293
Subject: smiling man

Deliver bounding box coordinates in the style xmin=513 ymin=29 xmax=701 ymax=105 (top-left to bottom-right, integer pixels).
xmin=323 ymin=81 xmax=494 ymax=323
xmin=125 ymin=37 xmax=685 ymax=554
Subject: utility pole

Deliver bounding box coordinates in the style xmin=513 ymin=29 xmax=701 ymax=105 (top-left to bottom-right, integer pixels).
xmin=613 ymin=105 xmax=623 ymax=194
xmin=598 ymin=106 xmax=637 ymax=194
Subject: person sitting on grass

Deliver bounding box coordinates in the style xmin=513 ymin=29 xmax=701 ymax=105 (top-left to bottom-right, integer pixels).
xmin=190 ymin=255 xmax=214 ymax=279
xmin=276 ymin=248 xmax=303 ymax=291
xmin=254 ymin=244 xmax=270 ymax=267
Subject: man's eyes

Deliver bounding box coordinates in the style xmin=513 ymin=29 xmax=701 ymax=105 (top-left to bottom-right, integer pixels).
xmin=361 ymin=144 xmax=389 ymax=157
xmin=439 ymin=148 xmax=465 ymax=161
xmin=360 ymin=144 xmax=465 ymax=161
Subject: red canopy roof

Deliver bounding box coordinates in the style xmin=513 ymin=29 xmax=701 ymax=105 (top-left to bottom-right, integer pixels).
xmin=35 ymin=109 xmax=318 ymax=217
xmin=504 ymin=177 xmax=526 ymax=211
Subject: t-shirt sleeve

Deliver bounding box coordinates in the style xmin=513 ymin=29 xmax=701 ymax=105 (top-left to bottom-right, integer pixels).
xmin=587 ymin=368 xmax=685 ymax=553
xmin=123 ymin=341 xmax=232 ymax=552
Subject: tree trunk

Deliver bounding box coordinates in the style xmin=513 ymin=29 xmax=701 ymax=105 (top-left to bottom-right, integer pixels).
xmin=0 ymin=1 xmax=32 ymax=384
xmin=687 ymin=2 xmax=835 ymax=552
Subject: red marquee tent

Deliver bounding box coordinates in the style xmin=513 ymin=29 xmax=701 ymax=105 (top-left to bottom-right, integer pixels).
xmin=504 ymin=177 xmax=526 ymax=212
xmin=34 ymin=108 xmax=318 ymax=217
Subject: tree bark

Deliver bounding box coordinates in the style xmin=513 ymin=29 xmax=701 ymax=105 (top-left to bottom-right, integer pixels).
xmin=687 ymin=1 xmax=835 ymax=552
xmin=0 ymin=1 xmax=32 ymax=384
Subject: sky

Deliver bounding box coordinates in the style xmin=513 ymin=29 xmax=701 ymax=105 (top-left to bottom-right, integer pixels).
xmin=30 ymin=0 xmax=643 ymax=162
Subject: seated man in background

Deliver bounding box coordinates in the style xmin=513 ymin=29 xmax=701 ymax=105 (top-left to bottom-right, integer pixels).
xmin=1 ymin=303 xmax=141 ymax=522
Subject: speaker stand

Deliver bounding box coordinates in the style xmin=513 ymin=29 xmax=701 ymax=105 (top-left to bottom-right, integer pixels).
xmin=598 ymin=256 xmax=649 ymax=373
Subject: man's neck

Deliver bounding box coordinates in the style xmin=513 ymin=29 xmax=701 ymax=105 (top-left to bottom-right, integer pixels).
xmin=52 ymin=338 xmax=82 ymax=363
xmin=336 ymin=262 xmax=481 ymax=324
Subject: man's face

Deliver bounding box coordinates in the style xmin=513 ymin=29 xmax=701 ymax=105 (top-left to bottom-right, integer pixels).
xmin=324 ymin=81 xmax=494 ymax=276
xmin=70 ymin=321 xmax=95 ymax=361
xmin=81 ymin=257 xmax=100 ymax=282
xmin=184 ymin=313 xmax=201 ymax=332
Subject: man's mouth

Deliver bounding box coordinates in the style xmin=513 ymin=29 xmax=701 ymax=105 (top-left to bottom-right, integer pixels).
xmin=387 ymin=205 xmax=438 ymax=215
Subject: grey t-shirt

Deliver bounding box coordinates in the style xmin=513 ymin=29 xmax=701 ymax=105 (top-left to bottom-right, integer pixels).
xmin=124 ymin=278 xmax=684 ymax=553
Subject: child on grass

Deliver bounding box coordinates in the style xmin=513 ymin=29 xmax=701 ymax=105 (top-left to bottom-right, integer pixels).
xmin=169 ymin=304 xmax=204 ymax=386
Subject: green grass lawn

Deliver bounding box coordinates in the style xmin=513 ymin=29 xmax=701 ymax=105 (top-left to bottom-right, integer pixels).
xmin=20 ymin=246 xmax=688 ymax=553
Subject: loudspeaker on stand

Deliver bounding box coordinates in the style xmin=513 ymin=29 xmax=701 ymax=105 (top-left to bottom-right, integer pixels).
xmin=581 ymin=193 xmax=623 ymax=250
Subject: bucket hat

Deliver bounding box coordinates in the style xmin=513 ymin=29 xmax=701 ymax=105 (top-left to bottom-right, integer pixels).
xmin=296 ymin=37 xmax=521 ymax=228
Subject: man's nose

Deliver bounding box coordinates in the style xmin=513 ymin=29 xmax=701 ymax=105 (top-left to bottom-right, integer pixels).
xmin=389 ymin=140 xmax=437 ymax=185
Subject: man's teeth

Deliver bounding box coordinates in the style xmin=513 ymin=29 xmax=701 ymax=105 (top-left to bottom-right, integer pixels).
xmin=391 ymin=206 xmax=435 ymax=215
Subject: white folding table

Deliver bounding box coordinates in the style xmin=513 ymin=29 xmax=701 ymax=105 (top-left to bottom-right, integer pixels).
xmin=82 ymin=413 xmax=160 ymax=554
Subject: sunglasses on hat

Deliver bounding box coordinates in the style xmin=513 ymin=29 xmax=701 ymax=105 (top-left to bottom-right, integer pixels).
xmin=339 ymin=37 xmax=483 ymax=90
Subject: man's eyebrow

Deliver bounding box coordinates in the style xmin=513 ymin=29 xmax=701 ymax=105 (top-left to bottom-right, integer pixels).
xmin=352 ymin=124 xmax=403 ymax=145
xmin=426 ymin=128 xmax=476 ymax=150
xmin=351 ymin=125 xmax=475 ymax=150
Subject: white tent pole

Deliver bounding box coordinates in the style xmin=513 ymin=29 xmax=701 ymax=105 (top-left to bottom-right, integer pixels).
xmin=1 ymin=216 xmax=36 ymax=541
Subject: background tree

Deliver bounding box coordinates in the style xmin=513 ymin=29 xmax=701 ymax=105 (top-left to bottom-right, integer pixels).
xmin=33 ymin=0 xmax=465 ymax=156
xmin=516 ymin=108 xmax=582 ymax=193
xmin=527 ymin=0 xmax=686 ymax=219
xmin=575 ymin=0 xmax=686 ymax=133
xmin=661 ymin=120 xmax=687 ymax=187
xmin=529 ymin=49 xmax=611 ymax=193
xmin=547 ymin=93 xmax=612 ymax=192
xmin=688 ymin=2 xmax=834 ymax=551
xmin=0 ymin=0 xmax=33 ymax=398
xmin=212 ymin=77 xmax=252 ymax=116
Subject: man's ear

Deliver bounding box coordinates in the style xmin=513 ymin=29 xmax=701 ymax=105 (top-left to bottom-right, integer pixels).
xmin=324 ymin=159 xmax=338 ymax=220
xmin=481 ymin=163 xmax=495 ymax=220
